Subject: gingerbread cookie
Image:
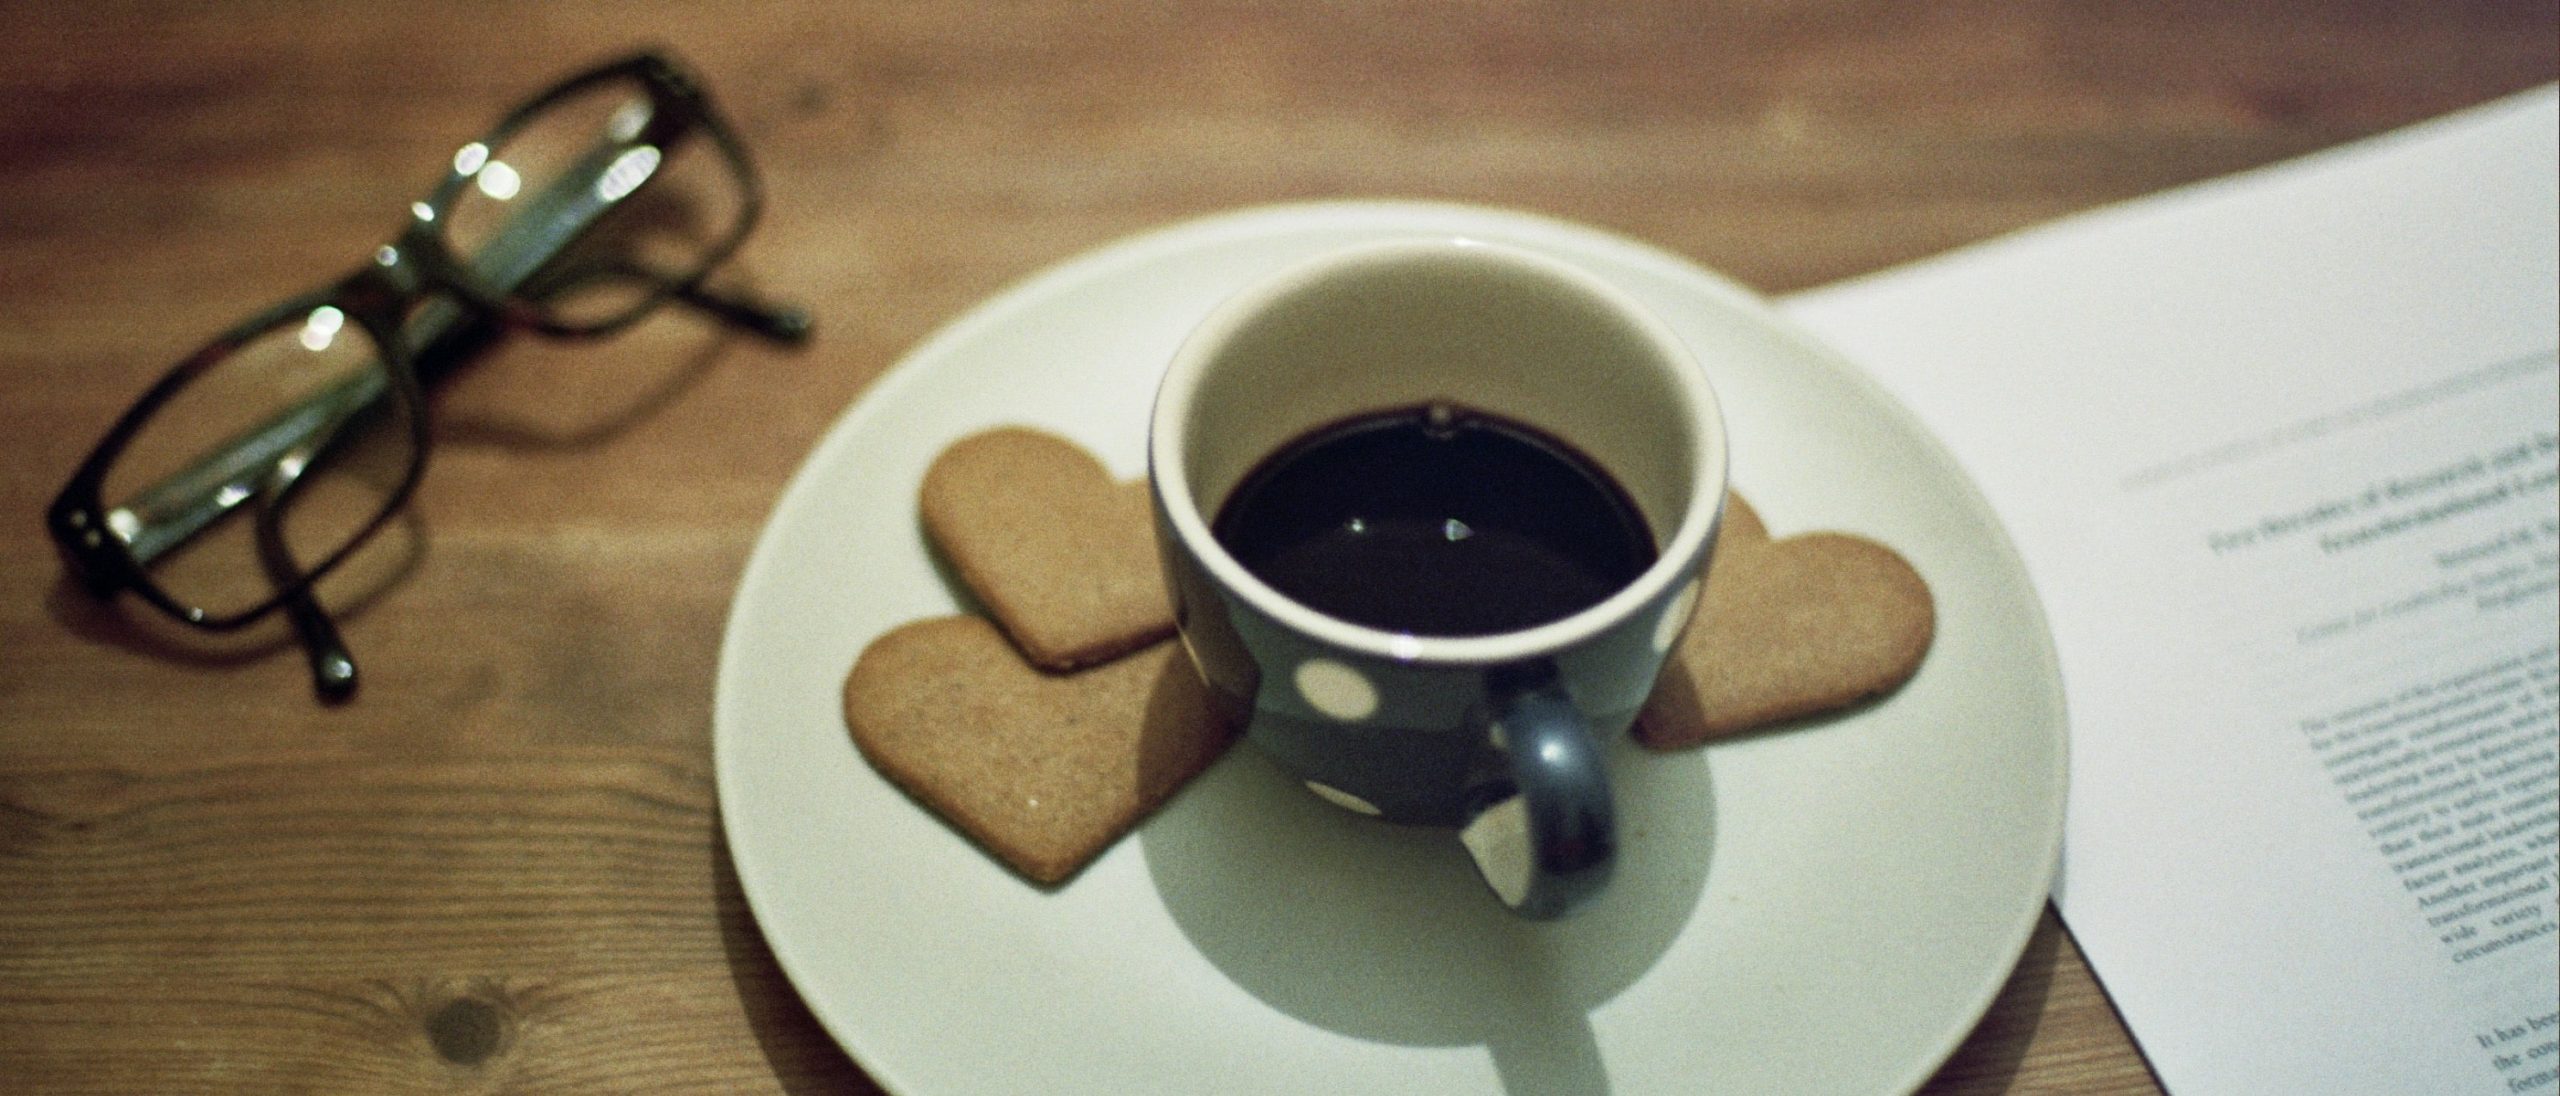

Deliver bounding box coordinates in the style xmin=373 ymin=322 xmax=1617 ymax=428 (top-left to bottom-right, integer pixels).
xmin=860 ymin=426 xmax=1931 ymax=884
xmin=1636 ymin=495 xmax=1935 ymax=749
xmin=843 ymin=615 xmax=1236 ymax=884
xmin=920 ymin=428 xmax=1175 ymax=670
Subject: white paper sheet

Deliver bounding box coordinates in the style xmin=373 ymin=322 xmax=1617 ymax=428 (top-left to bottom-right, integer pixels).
xmin=1780 ymin=88 xmax=2560 ymax=1096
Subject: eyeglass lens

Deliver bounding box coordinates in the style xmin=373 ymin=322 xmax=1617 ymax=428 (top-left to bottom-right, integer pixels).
xmin=440 ymin=73 xmax=750 ymax=327
xmin=100 ymin=307 xmax=419 ymax=621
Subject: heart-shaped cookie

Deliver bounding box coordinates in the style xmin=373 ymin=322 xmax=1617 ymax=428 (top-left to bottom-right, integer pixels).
xmin=1637 ymin=495 xmax=1935 ymax=749
xmin=844 ymin=615 xmax=1236 ymax=884
xmin=921 ymin=428 xmax=1175 ymax=669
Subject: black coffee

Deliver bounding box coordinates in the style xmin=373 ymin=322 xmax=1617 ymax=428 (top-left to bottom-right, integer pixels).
xmin=1212 ymin=404 xmax=1656 ymax=636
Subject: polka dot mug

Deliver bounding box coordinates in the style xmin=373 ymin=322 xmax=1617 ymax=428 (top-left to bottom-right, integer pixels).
xmin=1149 ymin=238 xmax=1729 ymax=918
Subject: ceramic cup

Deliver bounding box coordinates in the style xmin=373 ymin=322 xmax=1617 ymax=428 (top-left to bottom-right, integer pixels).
xmin=1148 ymin=238 xmax=1728 ymax=918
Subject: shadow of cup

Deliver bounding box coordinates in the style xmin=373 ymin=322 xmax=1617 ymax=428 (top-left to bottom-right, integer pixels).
xmin=1139 ymin=731 xmax=1713 ymax=1091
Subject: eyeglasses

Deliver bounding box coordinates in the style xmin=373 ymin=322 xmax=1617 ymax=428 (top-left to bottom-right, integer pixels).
xmin=46 ymin=51 xmax=808 ymax=703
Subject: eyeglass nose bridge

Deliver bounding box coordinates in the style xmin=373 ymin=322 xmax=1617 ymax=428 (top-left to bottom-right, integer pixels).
xmin=373 ymin=211 xmax=510 ymax=315
xmin=373 ymin=236 xmax=431 ymax=297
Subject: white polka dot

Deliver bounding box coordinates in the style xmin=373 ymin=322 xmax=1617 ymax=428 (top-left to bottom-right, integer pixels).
xmin=1295 ymin=658 xmax=1379 ymax=721
xmin=1304 ymin=781 xmax=1383 ymax=815
xmin=1652 ymin=579 xmax=1701 ymax=653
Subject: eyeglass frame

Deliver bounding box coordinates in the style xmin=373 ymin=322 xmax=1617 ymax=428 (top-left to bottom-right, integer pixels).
xmin=46 ymin=50 xmax=798 ymax=699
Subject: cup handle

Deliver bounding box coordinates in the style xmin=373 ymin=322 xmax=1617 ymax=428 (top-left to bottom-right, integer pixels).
xmin=1460 ymin=667 xmax=1615 ymax=919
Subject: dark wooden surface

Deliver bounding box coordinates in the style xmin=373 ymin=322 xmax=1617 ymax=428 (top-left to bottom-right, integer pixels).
xmin=2 ymin=3 xmax=2551 ymax=1092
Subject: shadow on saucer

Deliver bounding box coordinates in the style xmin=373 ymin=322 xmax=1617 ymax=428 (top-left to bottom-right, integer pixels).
xmin=1139 ymin=732 xmax=1714 ymax=1096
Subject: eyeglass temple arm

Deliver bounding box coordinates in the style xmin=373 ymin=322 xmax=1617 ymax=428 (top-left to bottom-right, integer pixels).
xmin=670 ymin=279 xmax=810 ymax=343
xmin=502 ymin=258 xmax=811 ymax=352
xmin=282 ymin=587 xmax=359 ymax=701
xmin=255 ymin=486 xmax=359 ymax=702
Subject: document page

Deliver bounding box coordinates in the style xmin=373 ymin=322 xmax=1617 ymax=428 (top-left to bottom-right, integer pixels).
xmin=1781 ymin=88 xmax=2559 ymax=1096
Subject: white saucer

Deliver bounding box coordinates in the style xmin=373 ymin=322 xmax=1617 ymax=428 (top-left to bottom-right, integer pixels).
xmin=713 ymin=200 xmax=2067 ymax=1096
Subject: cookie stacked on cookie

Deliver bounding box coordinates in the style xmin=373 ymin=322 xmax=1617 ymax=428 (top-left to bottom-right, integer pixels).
xmin=845 ymin=429 xmax=1228 ymax=884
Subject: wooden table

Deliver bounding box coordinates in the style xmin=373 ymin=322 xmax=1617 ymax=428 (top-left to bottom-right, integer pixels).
xmin=2 ymin=3 xmax=2548 ymax=1091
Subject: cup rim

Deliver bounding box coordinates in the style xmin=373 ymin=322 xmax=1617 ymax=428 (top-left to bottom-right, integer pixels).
xmin=1149 ymin=236 xmax=1729 ymax=666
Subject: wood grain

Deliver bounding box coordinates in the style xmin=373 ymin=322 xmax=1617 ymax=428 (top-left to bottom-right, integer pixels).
xmin=2 ymin=1 xmax=2551 ymax=1092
